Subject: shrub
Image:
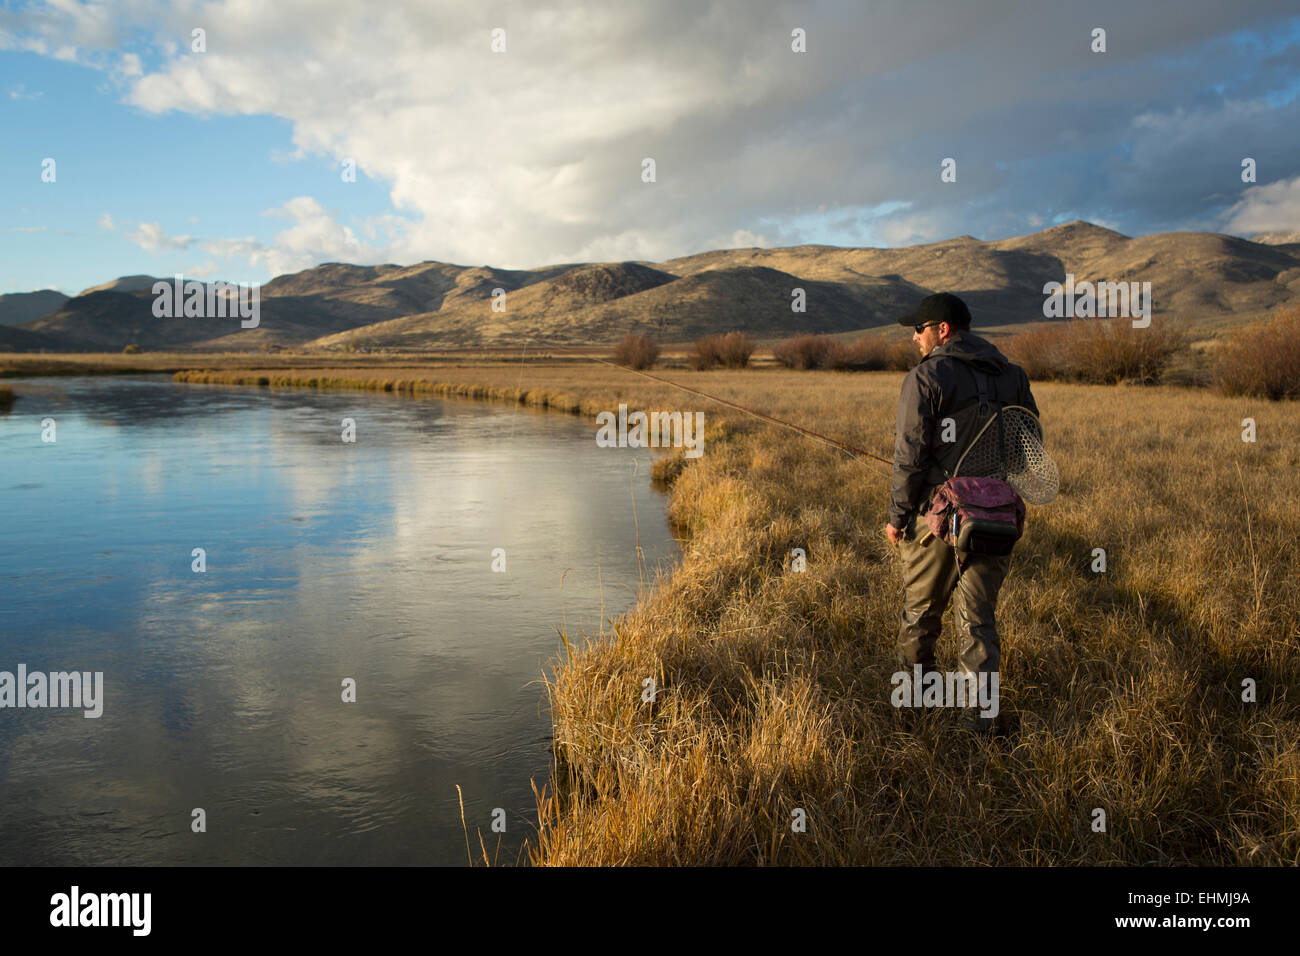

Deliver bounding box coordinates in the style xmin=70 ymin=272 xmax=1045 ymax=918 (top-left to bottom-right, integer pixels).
xmin=824 ymin=336 xmax=891 ymax=371
xmin=689 ymin=337 xmax=720 ymax=370
xmin=122 ymin=344 xmax=142 ymax=354
xmin=772 ymin=334 xmax=835 ymax=370
xmin=1001 ymin=325 xmax=1069 ymax=380
xmin=1213 ymin=305 xmax=1300 ymax=400
xmin=612 ymin=332 xmax=660 ymax=370
xmin=714 ymin=331 xmax=755 ymax=369
xmin=774 ymin=334 xmax=908 ymax=371
xmin=1070 ymin=317 xmax=1186 ymax=384
xmin=887 ymin=339 xmax=920 ymax=371
xmin=690 ymin=332 xmax=753 ymax=370
xmin=1003 ymin=318 xmax=1186 ymax=384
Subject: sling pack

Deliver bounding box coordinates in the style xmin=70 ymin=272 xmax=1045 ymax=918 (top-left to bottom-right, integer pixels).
xmin=921 ymin=367 xmax=1026 ymax=558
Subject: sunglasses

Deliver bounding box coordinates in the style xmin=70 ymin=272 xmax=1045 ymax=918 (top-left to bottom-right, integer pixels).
xmin=913 ymin=321 xmax=942 ymax=334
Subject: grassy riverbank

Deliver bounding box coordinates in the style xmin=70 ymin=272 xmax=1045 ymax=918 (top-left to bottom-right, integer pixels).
xmin=168 ymin=361 xmax=1300 ymax=865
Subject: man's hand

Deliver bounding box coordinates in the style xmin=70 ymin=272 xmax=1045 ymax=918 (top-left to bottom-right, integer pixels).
xmin=885 ymin=523 xmax=906 ymax=545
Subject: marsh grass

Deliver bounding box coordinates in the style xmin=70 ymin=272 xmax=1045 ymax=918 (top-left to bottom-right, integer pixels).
xmin=172 ymin=361 xmax=1300 ymax=865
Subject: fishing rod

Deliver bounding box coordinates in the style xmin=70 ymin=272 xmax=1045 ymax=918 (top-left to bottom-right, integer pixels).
xmin=522 ymin=338 xmax=896 ymax=473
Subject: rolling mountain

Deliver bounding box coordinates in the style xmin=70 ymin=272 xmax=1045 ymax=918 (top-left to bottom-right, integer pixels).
xmin=0 ymin=289 xmax=69 ymax=326
xmin=5 ymin=222 xmax=1299 ymax=352
xmin=76 ymin=275 xmax=161 ymax=296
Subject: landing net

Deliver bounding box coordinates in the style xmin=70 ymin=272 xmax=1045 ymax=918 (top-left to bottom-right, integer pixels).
xmin=952 ymin=404 xmax=1059 ymax=505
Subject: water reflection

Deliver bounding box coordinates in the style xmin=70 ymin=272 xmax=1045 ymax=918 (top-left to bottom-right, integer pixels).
xmin=0 ymin=376 xmax=677 ymax=865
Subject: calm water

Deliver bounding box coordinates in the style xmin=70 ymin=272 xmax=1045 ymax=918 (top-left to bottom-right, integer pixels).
xmin=0 ymin=376 xmax=677 ymax=865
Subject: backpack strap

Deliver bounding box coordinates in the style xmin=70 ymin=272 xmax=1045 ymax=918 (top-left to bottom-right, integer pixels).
xmin=972 ymin=366 xmax=991 ymax=419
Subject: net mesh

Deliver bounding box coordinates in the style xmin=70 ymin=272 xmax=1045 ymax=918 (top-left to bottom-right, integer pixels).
xmin=953 ymin=405 xmax=1059 ymax=505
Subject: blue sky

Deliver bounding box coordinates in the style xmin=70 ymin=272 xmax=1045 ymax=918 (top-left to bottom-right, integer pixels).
xmin=2 ymin=0 xmax=1298 ymax=296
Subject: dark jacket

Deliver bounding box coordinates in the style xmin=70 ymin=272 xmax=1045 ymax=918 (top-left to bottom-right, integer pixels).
xmin=889 ymin=330 xmax=1038 ymax=530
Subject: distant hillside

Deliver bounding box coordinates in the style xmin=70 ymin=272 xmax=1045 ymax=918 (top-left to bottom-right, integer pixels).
xmin=77 ymin=275 xmax=161 ymax=296
xmin=316 ymin=221 xmax=1300 ymax=349
xmin=314 ymin=262 xmax=683 ymax=348
xmin=0 ymin=289 xmax=69 ymax=326
xmin=0 ymin=324 xmax=58 ymax=351
xmin=6 ymin=222 xmax=1300 ymax=352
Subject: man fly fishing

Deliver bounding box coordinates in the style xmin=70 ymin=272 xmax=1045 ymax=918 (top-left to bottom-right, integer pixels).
xmin=883 ymin=292 xmax=1042 ymax=735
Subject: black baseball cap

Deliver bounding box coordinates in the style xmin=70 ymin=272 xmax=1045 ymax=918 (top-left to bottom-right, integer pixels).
xmin=898 ymin=292 xmax=971 ymax=330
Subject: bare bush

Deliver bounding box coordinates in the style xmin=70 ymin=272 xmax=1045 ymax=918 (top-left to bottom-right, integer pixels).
xmin=1003 ymin=318 xmax=1185 ymax=384
xmin=715 ymin=331 xmax=755 ymax=369
xmin=690 ymin=331 xmax=755 ymax=370
xmin=1213 ymin=305 xmax=1300 ymax=400
xmin=887 ymin=339 xmax=920 ymax=371
xmin=825 ymin=336 xmax=891 ymax=371
xmin=772 ymin=334 xmax=835 ymax=370
xmin=1070 ymin=317 xmax=1186 ymax=384
xmin=1002 ymin=325 xmax=1070 ymax=380
xmin=611 ymin=333 xmax=661 ymax=370
xmin=690 ymin=337 xmax=721 ymax=370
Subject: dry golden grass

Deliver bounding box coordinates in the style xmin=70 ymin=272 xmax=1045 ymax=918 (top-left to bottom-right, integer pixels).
xmin=167 ymin=360 xmax=1300 ymax=865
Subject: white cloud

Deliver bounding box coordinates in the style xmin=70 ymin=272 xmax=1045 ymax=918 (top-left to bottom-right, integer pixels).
xmin=5 ymin=0 xmax=1298 ymax=275
xmin=125 ymin=220 xmax=194 ymax=253
xmin=874 ymin=211 xmax=964 ymax=247
xmin=97 ymin=212 xmax=115 ymax=231
xmin=1222 ymin=175 xmax=1300 ymax=235
xmin=199 ymin=198 xmax=390 ymax=277
xmin=116 ymin=52 xmax=142 ymax=78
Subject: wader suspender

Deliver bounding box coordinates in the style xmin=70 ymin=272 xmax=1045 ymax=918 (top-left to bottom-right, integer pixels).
xmin=968 ymin=366 xmax=1007 ymax=481
xmin=921 ymin=365 xmax=993 ymax=524
xmin=937 ymin=365 xmax=993 ymax=485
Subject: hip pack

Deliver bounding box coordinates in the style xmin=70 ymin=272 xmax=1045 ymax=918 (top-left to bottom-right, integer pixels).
xmin=919 ymin=365 xmax=1026 ymax=558
xmin=924 ymin=476 xmax=1025 ymax=556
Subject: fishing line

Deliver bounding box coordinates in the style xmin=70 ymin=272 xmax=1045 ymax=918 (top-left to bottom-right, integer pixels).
xmin=521 ymin=338 xmax=896 ymax=473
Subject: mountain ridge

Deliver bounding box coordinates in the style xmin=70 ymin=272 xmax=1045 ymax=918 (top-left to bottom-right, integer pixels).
xmin=6 ymin=222 xmax=1298 ymax=352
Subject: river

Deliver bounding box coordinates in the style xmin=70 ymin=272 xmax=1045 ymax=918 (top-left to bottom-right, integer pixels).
xmin=0 ymin=375 xmax=677 ymax=865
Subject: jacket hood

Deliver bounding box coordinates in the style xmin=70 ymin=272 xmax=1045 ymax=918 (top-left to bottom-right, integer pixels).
xmin=925 ymin=330 xmax=1009 ymax=374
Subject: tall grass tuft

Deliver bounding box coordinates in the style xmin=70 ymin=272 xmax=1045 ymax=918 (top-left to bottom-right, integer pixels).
xmin=1213 ymin=305 xmax=1300 ymax=400
xmin=612 ymin=333 xmax=661 ymax=370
